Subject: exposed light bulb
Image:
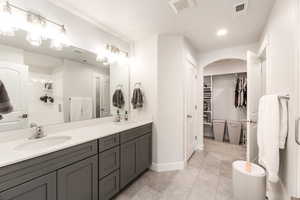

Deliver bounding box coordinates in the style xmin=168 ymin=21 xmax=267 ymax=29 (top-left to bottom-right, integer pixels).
xmin=0 ymin=1 xmax=17 ymax=36
xmin=217 ymin=29 xmax=228 ymax=36
xmin=50 ymin=26 xmax=70 ymax=50
xmin=26 ymin=14 xmax=45 ymax=46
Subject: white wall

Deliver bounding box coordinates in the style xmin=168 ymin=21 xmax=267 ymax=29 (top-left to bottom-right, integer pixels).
xmin=28 ymin=70 xmax=64 ymax=125
xmin=212 ymin=74 xmax=246 ymax=121
xmin=198 ymin=43 xmax=258 ymax=69
xmin=110 ymin=63 xmax=130 ymax=114
xmin=204 ymin=59 xmax=246 ymax=76
xmin=0 ymin=44 xmax=24 ymax=64
xmin=259 ymin=0 xmax=299 ymax=199
xmin=156 ymin=35 xmax=185 ymax=164
xmin=131 ymin=35 xmax=158 ymax=162
xmin=131 ymin=35 xmax=199 ymax=170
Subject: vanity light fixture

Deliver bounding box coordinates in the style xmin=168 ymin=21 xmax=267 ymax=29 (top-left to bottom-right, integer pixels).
xmin=0 ymin=1 xmax=17 ymax=36
xmin=26 ymin=14 xmax=45 ymax=46
xmin=0 ymin=1 xmax=71 ymax=49
xmin=50 ymin=25 xmax=70 ymax=51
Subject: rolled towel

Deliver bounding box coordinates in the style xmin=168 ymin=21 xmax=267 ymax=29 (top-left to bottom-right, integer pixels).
xmin=0 ymin=80 xmax=13 ymax=114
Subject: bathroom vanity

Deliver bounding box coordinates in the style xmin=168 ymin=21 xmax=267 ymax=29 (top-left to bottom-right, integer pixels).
xmin=0 ymin=122 xmax=152 ymax=200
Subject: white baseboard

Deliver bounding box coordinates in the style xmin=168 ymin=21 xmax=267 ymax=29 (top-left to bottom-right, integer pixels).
xmin=150 ymin=161 xmax=185 ymax=172
xmin=195 ymin=144 xmax=204 ymax=151
xmin=267 ymin=179 xmax=290 ymax=200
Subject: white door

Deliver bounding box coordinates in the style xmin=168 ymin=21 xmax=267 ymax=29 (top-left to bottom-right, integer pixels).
xmin=185 ymin=60 xmax=197 ymax=160
xmin=0 ymin=62 xmax=28 ymax=131
xmin=247 ymin=51 xmax=263 ymax=162
xmin=93 ymin=74 xmax=110 ymax=118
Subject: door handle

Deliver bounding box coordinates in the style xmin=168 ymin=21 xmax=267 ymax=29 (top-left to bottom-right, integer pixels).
xmin=19 ymin=114 xmax=28 ymax=119
xmin=187 ymin=115 xmax=192 ymax=118
xmin=243 ymin=120 xmax=257 ymax=124
xmin=295 ymin=118 xmax=300 ymax=145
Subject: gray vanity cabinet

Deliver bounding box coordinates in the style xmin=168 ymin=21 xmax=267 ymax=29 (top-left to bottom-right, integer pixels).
xmin=99 ymin=170 xmax=120 ymax=200
xmin=136 ymin=134 xmax=152 ymax=175
xmin=120 ymin=123 xmax=152 ymax=189
xmin=120 ymin=139 xmax=137 ymax=188
xmin=57 ymin=155 xmax=98 ymax=200
xmin=0 ymin=123 xmax=152 ymax=200
xmin=0 ymin=172 xmax=56 ymax=200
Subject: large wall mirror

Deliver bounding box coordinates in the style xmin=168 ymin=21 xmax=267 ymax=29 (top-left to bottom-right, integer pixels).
xmin=0 ymin=30 xmax=130 ymax=132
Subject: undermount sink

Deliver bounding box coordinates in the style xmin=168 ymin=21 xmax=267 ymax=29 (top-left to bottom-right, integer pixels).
xmin=14 ymin=136 xmax=72 ymax=152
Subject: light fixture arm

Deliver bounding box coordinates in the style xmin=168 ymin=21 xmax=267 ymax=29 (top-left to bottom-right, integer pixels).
xmin=6 ymin=1 xmax=65 ymax=30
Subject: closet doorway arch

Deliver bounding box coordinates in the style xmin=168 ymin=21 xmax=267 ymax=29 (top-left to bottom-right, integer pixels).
xmin=201 ymin=58 xmax=247 ymax=149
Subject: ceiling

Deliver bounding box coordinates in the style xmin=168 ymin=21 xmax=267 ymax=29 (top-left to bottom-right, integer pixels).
xmin=49 ymin=0 xmax=275 ymax=52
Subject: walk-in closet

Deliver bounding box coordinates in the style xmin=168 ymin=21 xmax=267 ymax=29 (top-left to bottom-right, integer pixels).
xmin=203 ymin=59 xmax=247 ymax=146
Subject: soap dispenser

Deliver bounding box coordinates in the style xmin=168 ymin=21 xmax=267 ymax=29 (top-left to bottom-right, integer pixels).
xmin=124 ymin=110 xmax=129 ymax=121
xmin=115 ymin=109 xmax=121 ymax=122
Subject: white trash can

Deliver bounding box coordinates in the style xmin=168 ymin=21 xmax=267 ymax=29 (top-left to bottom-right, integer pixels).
xmin=232 ymin=161 xmax=266 ymax=200
xmin=227 ymin=121 xmax=242 ymax=145
xmin=213 ymin=120 xmax=226 ymax=142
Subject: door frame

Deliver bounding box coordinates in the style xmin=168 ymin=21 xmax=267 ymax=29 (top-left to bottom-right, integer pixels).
xmin=246 ymin=38 xmax=269 ymax=162
xmin=0 ymin=62 xmax=29 ymax=131
xmin=184 ymin=58 xmax=198 ymax=162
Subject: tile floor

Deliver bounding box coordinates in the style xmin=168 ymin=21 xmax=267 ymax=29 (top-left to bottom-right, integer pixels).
xmin=115 ymin=139 xmax=246 ymax=200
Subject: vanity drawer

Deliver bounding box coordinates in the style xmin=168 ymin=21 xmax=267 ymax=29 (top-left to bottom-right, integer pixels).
xmin=0 ymin=140 xmax=97 ymax=192
xmin=120 ymin=123 xmax=152 ymax=144
xmin=98 ymin=134 xmax=120 ymax=152
xmin=99 ymin=170 xmax=120 ymax=200
xmin=99 ymin=147 xmax=120 ymax=179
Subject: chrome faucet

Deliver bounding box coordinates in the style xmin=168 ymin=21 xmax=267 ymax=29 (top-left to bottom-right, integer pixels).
xmin=30 ymin=123 xmax=46 ymax=139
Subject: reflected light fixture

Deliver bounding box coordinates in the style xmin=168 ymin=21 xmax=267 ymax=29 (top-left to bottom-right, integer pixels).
xmin=217 ymin=29 xmax=228 ymax=36
xmin=0 ymin=1 xmax=17 ymax=36
xmin=50 ymin=25 xmax=69 ymax=50
xmin=96 ymin=44 xmax=129 ymax=66
xmin=26 ymin=14 xmax=45 ymax=46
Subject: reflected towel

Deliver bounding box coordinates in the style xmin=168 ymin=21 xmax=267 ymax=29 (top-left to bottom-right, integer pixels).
xmin=81 ymin=97 xmax=93 ymax=120
xmin=0 ymin=80 xmax=13 ymax=114
xmin=70 ymin=97 xmax=82 ymax=122
xmin=112 ymin=89 xmax=125 ymax=109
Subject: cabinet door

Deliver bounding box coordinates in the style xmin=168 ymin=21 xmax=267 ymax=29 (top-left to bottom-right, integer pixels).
xmin=136 ymin=134 xmax=152 ymax=174
xmin=99 ymin=147 xmax=120 ymax=179
xmin=99 ymin=170 xmax=119 ymax=200
xmin=120 ymin=140 xmax=136 ymax=188
xmin=0 ymin=172 xmax=56 ymax=200
xmin=57 ymin=155 xmax=98 ymax=200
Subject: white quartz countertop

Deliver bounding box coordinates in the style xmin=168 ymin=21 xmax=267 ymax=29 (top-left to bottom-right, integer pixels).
xmin=0 ymin=119 xmax=152 ymax=168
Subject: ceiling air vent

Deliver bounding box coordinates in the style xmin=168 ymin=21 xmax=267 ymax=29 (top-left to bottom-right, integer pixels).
xmin=168 ymin=0 xmax=197 ymax=14
xmin=233 ymin=1 xmax=248 ymax=16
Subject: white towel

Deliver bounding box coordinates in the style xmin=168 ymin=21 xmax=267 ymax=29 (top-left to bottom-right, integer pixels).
xmin=70 ymin=97 xmax=82 ymax=122
xmin=257 ymin=95 xmax=289 ymax=183
xmin=81 ymin=97 xmax=93 ymax=120
xmin=279 ymin=99 xmax=288 ymax=149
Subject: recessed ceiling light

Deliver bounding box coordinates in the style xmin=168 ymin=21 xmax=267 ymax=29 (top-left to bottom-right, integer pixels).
xmin=217 ymin=29 xmax=228 ymax=36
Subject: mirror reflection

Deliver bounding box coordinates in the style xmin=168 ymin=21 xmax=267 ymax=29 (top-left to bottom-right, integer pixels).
xmin=0 ymin=30 xmax=130 ymax=132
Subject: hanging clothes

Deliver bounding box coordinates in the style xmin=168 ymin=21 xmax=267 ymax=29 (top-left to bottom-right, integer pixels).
xmin=112 ymin=89 xmax=125 ymax=109
xmin=234 ymin=78 xmax=239 ymax=108
xmin=234 ymin=76 xmax=247 ymax=108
